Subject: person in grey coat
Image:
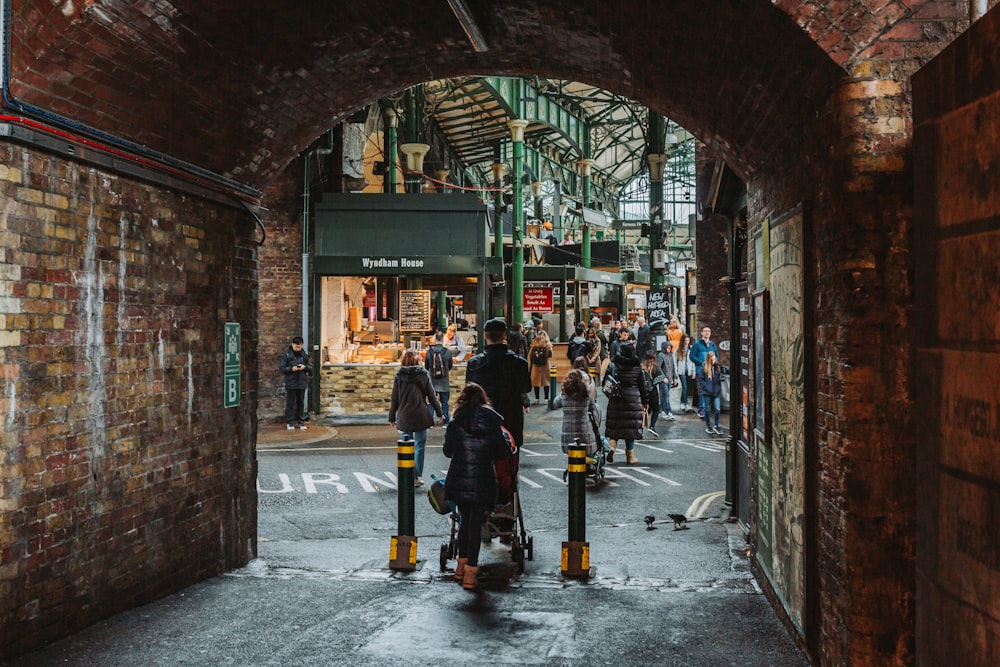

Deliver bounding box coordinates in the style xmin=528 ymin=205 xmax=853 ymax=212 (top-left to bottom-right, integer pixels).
xmin=389 ymin=348 xmax=443 ymax=487
xmin=604 ymin=342 xmax=648 ymax=464
xmin=424 ymin=331 xmax=453 ymax=424
xmin=553 ymin=369 xmax=603 ymax=454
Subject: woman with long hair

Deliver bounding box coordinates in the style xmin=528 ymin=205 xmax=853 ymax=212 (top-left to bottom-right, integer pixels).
xmin=640 ymin=351 xmax=665 ymax=438
xmin=388 ymin=348 xmax=443 ymax=487
xmin=699 ymin=351 xmax=723 ymax=435
xmin=443 ymin=382 xmax=511 ymax=590
xmin=572 ymin=356 xmax=597 ymax=400
xmin=666 ymin=316 xmax=684 ymax=351
xmin=676 ymin=333 xmax=695 ymax=412
xmin=527 ymin=329 xmax=553 ymax=404
xmin=553 ymin=369 xmax=602 ymax=454
xmin=604 ymin=342 xmax=648 ymax=464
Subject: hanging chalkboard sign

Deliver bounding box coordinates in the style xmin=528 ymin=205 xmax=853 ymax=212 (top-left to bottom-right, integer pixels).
xmin=646 ymin=288 xmax=670 ymax=323
xmin=399 ymin=290 xmax=431 ymax=332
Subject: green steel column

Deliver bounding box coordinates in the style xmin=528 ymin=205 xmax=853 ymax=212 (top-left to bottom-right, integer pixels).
xmin=648 ymin=112 xmax=667 ymax=290
xmin=578 ymin=159 xmax=595 ymax=270
xmin=385 ymin=106 xmax=398 ymax=194
xmin=510 ymin=120 xmax=529 ymax=326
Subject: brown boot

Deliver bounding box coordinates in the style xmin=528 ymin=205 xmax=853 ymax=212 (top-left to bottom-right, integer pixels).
xmin=454 ymin=557 xmax=467 ymax=582
xmin=607 ymin=439 xmax=617 ymax=463
xmin=626 ymin=449 xmax=638 ymax=464
xmin=462 ymin=565 xmax=479 ymax=590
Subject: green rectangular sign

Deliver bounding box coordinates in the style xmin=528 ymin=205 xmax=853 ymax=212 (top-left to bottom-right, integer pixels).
xmin=224 ymin=322 xmax=240 ymax=408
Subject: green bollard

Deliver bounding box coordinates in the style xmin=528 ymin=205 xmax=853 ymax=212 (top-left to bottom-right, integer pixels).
xmin=390 ymin=435 xmax=417 ymax=571
xmin=561 ymin=440 xmax=590 ymax=578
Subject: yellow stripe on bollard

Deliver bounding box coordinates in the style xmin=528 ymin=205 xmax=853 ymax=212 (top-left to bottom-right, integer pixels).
xmin=567 ymin=463 xmax=586 ymax=473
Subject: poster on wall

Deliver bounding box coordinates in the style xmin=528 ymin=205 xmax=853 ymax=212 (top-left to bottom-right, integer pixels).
xmin=737 ymin=282 xmax=750 ymax=445
xmin=766 ymin=206 xmax=806 ymax=635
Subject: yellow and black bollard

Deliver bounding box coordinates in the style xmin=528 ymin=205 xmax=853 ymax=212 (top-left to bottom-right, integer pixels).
xmin=389 ymin=435 xmax=418 ymax=571
xmin=561 ymin=440 xmax=591 ymax=578
xmin=548 ymin=364 xmax=558 ymax=410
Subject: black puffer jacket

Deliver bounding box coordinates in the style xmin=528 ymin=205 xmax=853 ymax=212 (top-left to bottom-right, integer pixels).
xmin=279 ymin=346 xmax=312 ymax=390
xmin=465 ymin=344 xmax=531 ymax=445
xmin=604 ymin=353 xmax=648 ymax=440
xmin=388 ymin=365 xmax=442 ymax=432
xmin=443 ymin=405 xmax=510 ymax=505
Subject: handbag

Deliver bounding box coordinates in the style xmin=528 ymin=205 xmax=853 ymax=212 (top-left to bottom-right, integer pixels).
xmin=427 ymin=476 xmax=450 ymax=515
xmin=601 ymin=371 xmax=622 ymax=399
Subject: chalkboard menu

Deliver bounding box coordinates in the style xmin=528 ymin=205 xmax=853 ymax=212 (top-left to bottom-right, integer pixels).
xmin=399 ymin=290 xmax=431 ymax=332
xmin=646 ymin=289 xmax=670 ymax=323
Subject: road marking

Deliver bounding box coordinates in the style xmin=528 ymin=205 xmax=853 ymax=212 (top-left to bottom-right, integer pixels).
xmin=685 ymin=491 xmax=726 ymax=519
xmin=636 ymin=443 xmax=675 ymax=454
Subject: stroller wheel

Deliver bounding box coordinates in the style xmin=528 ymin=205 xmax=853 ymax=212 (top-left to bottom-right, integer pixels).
xmin=439 ymin=543 xmax=449 ymax=572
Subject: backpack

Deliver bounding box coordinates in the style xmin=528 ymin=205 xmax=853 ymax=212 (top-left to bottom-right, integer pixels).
xmin=431 ymin=348 xmax=445 ymax=378
xmin=530 ymin=346 xmax=548 ymax=366
xmin=568 ymin=339 xmax=587 ymax=362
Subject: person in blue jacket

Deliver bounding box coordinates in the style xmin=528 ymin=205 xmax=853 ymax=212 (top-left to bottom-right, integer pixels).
xmin=699 ymin=351 xmax=724 ymax=435
xmin=688 ymin=326 xmax=720 ymax=418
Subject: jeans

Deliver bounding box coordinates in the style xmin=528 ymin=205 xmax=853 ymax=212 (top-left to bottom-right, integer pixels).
xmin=695 ymin=367 xmax=707 ymax=413
xmin=436 ymin=391 xmax=450 ymax=423
xmin=703 ymin=395 xmax=721 ymax=429
xmin=285 ymin=388 xmax=306 ymax=425
xmin=399 ymin=429 xmax=428 ymax=477
xmin=623 ymin=438 xmax=636 ymax=452
xmin=658 ymin=383 xmax=671 ymax=414
xmin=457 ymin=502 xmax=487 ymax=566
xmin=679 ymin=375 xmax=688 ymax=405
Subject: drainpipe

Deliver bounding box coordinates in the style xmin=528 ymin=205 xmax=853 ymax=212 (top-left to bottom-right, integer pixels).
xmin=302 ymin=152 xmax=312 ymax=349
xmin=509 ymin=120 xmax=529 ymax=325
xmin=385 ymin=106 xmax=399 ymax=193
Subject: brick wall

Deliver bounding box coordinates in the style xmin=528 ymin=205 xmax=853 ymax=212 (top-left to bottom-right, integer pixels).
xmin=0 ymin=143 xmax=258 ymax=659
xmin=912 ymin=9 xmax=1000 ymax=666
xmin=259 ymin=161 xmax=305 ymax=421
xmin=694 ymin=213 xmax=732 ymax=367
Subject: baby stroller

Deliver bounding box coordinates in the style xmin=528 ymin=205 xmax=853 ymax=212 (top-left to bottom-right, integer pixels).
xmin=561 ymin=435 xmax=607 ymax=485
xmin=437 ymin=444 xmax=534 ymax=573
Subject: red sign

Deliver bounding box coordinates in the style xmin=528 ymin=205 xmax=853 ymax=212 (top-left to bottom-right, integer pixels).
xmin=523 ymin=287 xmax=553 ymax=311
xmin=363 ymin=290 xmax=375 ymax=307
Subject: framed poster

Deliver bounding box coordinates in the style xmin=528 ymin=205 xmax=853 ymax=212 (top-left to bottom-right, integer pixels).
xmin=753 ymin=290 xmax=770 ymax=438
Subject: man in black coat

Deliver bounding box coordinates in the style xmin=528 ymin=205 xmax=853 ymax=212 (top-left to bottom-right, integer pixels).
xmin=465 ymin=318 xmax=532 ymax=447
xmin=279 ymin=335 xmax=312 ymax=430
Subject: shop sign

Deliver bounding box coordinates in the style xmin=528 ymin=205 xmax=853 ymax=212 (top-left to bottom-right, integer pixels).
xmin=363 ymin=290 xmax=375 ymax=307
xmin=523 ymin=286 xmax=553 ymax=311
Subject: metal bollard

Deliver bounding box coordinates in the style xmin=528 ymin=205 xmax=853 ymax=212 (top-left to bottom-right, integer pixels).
xmin=548 ymin=364 xmax=557 ymax=410
xmin=389 ymin=435 xmax=418 ymax=571
xmin=561 ymin=440 xmax=591 ymax=578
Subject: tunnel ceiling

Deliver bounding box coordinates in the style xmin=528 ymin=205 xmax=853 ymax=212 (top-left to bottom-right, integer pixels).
xmin=4 ymin=0 xmax=949 ymax=194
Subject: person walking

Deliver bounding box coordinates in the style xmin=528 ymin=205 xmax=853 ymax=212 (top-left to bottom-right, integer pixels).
xmin=584 ymin=326 xmax=602 ymax=375
xmin=640 ymin=351 xmax=665 ymax=437
xmin=590 ymin=316 xmax=610 ymax=377
xmin=676 ymin=333 xmax=696 ymax=412
xmin=657 ymin=341 xmax=679 ymax=421
xmin=666 ymin=316 xmax=684 ymax=351
xmin=604 ymin=342 xmax=648 ymax=464
xmin=279 ymin=335 xmax=312 ymax=430
xmin=389 ymin=348 xmax=443 ymax=487
xmin=443 ymin=382 xmax=512 ymax=590
xmin=572 ymin=356 xmax=598 ymax=400
xmin=553 ymin=369 xmax=604 ymax=455
xmin=527 ymin=329 xmax=553 ymax=404
xmin=424 ymin=331 xmax=453 ymax=424
xmin=465 ymin=318 xmax=532 ymax=448
xmin=689 ymin=326 xmax=720 ymax=418
xmin=700 ymin=351 xmax=724 ymax=435
xmin=566 ymin=322 xmax=588 ymax=363
xmin=634 ymin=316 xmax=650 ymax=357
xmin=507 ymin=322 xmax=529 ymax=359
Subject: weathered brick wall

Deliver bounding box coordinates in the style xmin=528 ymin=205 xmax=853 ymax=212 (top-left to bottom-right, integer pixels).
xmin=694 ymin=213 xmax=732 ymax=367
xmin=319 ymin=364 xmax=468 ymax=415
xmin=259 ymin=161 xmax=306 ymax=421
xmin=0 ymin=143 xmax=258 ymax=659
xmin=912 ymin=9 xmax=1000 ymax=667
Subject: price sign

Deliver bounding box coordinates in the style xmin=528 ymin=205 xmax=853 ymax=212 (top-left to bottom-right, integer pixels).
xmin=399 ymin=290 xmax=431 ymax=332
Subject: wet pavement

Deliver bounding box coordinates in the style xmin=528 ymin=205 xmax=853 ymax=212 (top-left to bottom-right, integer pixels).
xmin=5 ymin=405 xmax=810 ymax=667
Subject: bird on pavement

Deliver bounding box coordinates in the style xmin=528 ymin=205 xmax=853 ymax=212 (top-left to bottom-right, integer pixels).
xmin=644 ymin=515 xmax=657 ymax=530
xmin=667 ymin=513 xmax=688 ymax=530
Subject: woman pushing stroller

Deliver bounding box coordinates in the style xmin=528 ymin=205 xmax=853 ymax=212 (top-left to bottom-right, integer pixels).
xmin=443 ymin=382 xmax=514 ymax=590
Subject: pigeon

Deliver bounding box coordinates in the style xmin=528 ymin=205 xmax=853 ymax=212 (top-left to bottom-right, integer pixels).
xmin=644 ymin=515 xmax=657 ymax=530
xmin=667 ymin=513 xmax=688 ymax=530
